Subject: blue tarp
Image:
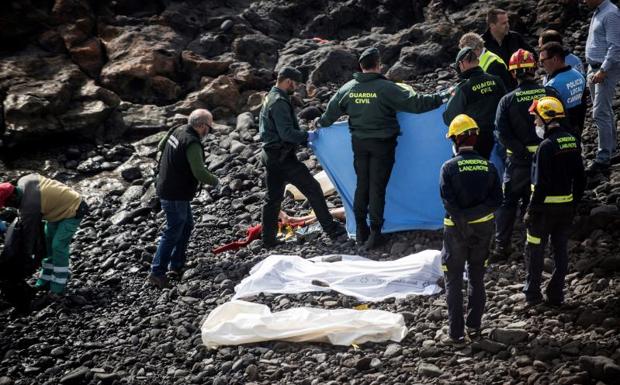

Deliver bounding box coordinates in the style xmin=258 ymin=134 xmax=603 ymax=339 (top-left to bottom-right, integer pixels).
xmin=311 ymin=105 xmax=504 ymax=236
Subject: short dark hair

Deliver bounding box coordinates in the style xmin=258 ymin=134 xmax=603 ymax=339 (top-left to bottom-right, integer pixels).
xmin=359 ymin=54 xmax=380 ymax=70
xmin=487 ymin=8 xmax=507 ymax=25
xmin=540 ymin=29 xmax=563 ymax=45
xmin=540 ymin=42 xmax=566 ymax=61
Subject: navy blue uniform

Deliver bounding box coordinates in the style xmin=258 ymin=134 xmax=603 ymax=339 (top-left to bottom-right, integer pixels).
xmin=525 ymin=127 xmax=585 ymax=305
xmin=494 ymin=80 xmax=560 ymax=253
xmin=439 ymin=149 xmax=502 ymax=339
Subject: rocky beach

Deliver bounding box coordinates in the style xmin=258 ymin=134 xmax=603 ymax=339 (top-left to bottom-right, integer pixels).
xmin=0 ymin=1 xmax=619 ymax=384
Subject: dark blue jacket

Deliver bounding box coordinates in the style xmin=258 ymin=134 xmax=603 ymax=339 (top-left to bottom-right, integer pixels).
xmin=439 ymin=149 xmax=502 ymax=224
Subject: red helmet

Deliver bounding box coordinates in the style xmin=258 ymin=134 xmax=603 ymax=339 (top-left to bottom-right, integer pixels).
xmin=508 ymin=49 xmax=536 ymax=72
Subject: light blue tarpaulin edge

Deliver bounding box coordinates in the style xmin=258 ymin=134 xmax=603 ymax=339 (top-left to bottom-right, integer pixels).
xmin=311 ymin=104 xmax=504 ymax=236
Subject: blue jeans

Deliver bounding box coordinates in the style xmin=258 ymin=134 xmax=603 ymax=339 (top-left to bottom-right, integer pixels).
xmin=151 ymin=200 xmax=193 ymax=277
xmin=588 ymin=65 xmax=620 ymax=164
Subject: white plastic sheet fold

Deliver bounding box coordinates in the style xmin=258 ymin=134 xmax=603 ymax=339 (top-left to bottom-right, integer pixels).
xmin=201 ymin=300 xmax=407 ymax=348
xmin=233 ymin=250 xmax=443 ymax=302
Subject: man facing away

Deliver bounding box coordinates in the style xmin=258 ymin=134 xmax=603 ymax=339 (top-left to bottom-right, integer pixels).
xmin=315 ymin=47 xmax=450 ymax=249
xmin=440 ymin=114 xmax=502 ymax=344
xmin=524 ymin=97 xmax=585 ymax=306
xmin=443 ymin=47 xmax=507 ymax=160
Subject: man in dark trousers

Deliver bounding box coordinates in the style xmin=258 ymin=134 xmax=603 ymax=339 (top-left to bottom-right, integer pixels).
xmin=443 ymin=47 xmax=507 ymax=159
xmin=440 ymin=114 xmax=502 ymax=344
xmin=259 ymin=67 xmax=345 ymax=248
xmin=151 ymin=109 xmax=219 ymax=289
xmin=524 ymin=97 xmax=585 ymax=306
xmin=482 ymin=8 xmax=535 ymax=65
xmin=493 ymin=49 xmax=560 ymax=262
xmin=315 ymin=47 xmax=449 ymax=249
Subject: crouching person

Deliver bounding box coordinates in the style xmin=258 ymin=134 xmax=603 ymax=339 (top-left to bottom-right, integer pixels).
xmin=439 ymin=115 xmax=502 ymax=343
xmin=0 ymin=174 xmax=88 ymax=298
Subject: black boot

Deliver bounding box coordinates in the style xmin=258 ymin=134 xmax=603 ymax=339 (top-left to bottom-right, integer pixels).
xmin=364 ymin=228 xmax=387 ymax=250
xmin=356 ymin=222 xmax=370 ymax=245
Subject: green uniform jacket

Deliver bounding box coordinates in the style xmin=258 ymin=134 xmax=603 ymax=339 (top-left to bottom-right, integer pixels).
xmin=443 ymin=66 xmax=507 ymax=133
xmin=317 ymin=72 xmax=444 ymax=140
xmin=259 ymin=86 xmax=308 ymax=149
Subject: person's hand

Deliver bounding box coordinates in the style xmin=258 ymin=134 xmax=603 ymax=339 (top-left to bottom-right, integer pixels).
xmin=0 ymin=220 xmax=6 ymax=234
xmin=439 ymin=87 xmax=455 ymax=103
xmin=312 ymin=117 xmax=322 ymax=129
xmin=591 ymin=70 xmax=607 ymax=84
xmin=307 ymin=130 xmax=318 ymax=143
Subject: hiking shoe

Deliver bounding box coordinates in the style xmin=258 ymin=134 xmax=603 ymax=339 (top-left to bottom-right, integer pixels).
xmin=326 ymin=223 xmax=347 ymax=240
xmin=167 ymin=268 xmax=185 ymax=281
xmin=364 ymin=230 xmax=387 ymax=250
xmin=148 ymin=273 xmax=170 ymax=289
xmin=489 ymin=245 xmax=511 ymax=263
xmin=586 ymin=161 xmax=610 ymax=176
xmin=441 ymin=335 xmax=468 ymax=347
xmin=467 ymin=327 xmax=482 ymax=340
xmin=356 ymin=223 xmax=370 ymax=245
xmin=263 ymin=239 xmax=285 ymax=249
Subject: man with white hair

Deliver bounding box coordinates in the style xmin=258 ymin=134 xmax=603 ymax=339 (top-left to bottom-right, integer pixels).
xmin=150 ymin=109 xmax=219 ymax=289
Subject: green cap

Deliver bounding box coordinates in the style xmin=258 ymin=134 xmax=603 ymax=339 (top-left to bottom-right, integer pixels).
xmin=359 ymin=47 xmax=380 ymax=63
xmin=278 ymin=66 xmax=302 ymax=82
xmin=455 ymin=46 xmax=475 ymax=66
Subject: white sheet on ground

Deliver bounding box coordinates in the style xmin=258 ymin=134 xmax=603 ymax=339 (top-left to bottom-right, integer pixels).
xmin=201 ymin=300 xmax=407 ymax=348
xmin=232 ymin=250 xmax=443 ymax=302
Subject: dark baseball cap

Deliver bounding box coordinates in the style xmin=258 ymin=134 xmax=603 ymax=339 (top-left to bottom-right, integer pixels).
xmin=359 ymin=47 xmax=380 ymax=63
xmin=278 ymin=66 xmax=303 ymax=83
xmin=455 ymin=46 xmax=475 ymax=66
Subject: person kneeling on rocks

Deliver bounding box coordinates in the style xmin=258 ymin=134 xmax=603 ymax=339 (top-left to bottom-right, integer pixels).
xmin=524 ymin=97 xmax=585 ymax=307
xmin=0 ymin=174 xmax=89 ymax=298
xmin=439 ymin=115 xmax=502 ymax=343
xmin=150 ymin=109 xmax=219 ymax=289
xmin=259 ymin=66 xmax=346 ymax=248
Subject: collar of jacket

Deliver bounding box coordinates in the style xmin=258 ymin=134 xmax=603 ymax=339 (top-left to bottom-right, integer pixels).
xmin=270 ymin=86 xmax=291 ymax=101
xmin=547 ymin=65 xmax=573 ymax=81
xmin=353 ymin=72 xmax=385 ymax=82
xmin=457 ymin=147 xmax=478 ymax=155
xmin=544 ymin=122 xmax=564 ymax=139
xmin=459 ymin=66 xmax=484 ymax=80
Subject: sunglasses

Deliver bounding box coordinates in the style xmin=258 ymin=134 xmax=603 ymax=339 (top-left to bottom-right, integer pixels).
xmin=538 ymin=57 xmax=553 ymax=65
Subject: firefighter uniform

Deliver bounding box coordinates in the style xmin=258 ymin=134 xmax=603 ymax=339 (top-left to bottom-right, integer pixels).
xmin=260 ymin=81 xmax=342 ymax=245
xmin=317 ymin=52 xmax=447 ymax=239
xmin=443 ymin=67 xmax=507 ymax=159
xmin=440 ymin=116 xmax=503 ymax=340
xmin=495 ymin=80 xmax=560 ymax=253
xmin=524 ymin=102 xmax=585 ymax=306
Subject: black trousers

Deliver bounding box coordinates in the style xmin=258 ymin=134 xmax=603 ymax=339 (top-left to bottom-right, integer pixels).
xmin=524 ymin=205 xmax=573 ymax=304
xmin=261 ymin=149 xmax=336 ymax=242
xmin=495 ymin=158 xmax=531 ymax=248
xmin=351 ymin=136 xmax=397 ymax=230
xmin=442 ymin=220 xmax=493 ymax=339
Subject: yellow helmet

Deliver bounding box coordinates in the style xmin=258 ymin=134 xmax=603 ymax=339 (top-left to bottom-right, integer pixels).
xmin=529 ymin=96 xmax=565 ymax=123
xmin=446 ymin=114 xmax=479 ymax=138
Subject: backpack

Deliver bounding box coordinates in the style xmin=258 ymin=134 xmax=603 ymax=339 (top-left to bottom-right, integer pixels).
xmin=0 ymin=217 xmax=45 ymax=281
